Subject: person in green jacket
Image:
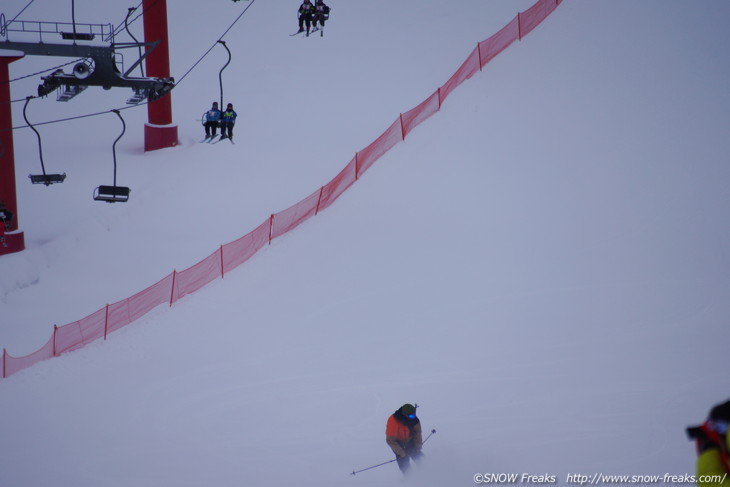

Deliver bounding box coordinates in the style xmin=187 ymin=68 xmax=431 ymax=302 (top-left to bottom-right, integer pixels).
xmin=688 ymin=399 xmax=730 ymax=486
xmin=220 ymin=103 xmax=238 ymax=140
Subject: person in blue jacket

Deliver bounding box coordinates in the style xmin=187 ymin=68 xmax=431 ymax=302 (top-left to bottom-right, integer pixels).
xmin=220 ymin=103 xmax=238 ymax=139
xmin=203 ymin=102 xmax=221 ymax=138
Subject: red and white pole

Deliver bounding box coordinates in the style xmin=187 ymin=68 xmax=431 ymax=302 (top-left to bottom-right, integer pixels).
xmin=0 ymin=50 xmax=26 ymax=256
xmin=142 ymin=0 xmax=178 ymax=151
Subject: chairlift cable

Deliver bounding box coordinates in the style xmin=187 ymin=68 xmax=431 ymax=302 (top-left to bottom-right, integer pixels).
xmin=0 ymin=59 xmax=85 ymax=86
xmin=4 ymin=103 xmax=141 ymax=132
xmin=1 ymin=97 xmax=30 ymax=105
xmin=175 ymin=0 xmax=257 ymax=85
xmin=6 ymin=0 xmax=37 ymax=29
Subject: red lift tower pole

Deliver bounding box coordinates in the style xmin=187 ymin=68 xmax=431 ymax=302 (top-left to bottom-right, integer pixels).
xmin=142 ymin=0 xmax=178 ymax=151
xmin=0 ymin=50 xmax=25 ymax=256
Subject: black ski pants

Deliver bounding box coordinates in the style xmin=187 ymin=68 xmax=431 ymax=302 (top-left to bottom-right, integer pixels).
xmin=204 ymin=121 xmax=219 ymax=137
xmin=313 ymin=14 xmax=327 ymax=28
xmin=221 ymin=121 xmax=235 ymax=138
xmin=299 ymin=14 xmax=312 ymax=31
xmin=394 ymin=443 xmax=422 ymax=474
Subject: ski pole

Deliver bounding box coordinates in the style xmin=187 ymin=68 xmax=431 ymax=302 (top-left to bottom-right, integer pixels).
xmin=422 ymin=429 xmax=437 ymax=444
xmin=350 ymin=429 xmax=436 ymax=476
xmin=350 ymin=458 xmax=397 ymax=476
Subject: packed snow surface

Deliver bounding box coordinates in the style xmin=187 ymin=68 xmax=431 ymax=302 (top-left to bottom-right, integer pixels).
xmin=1 ymin=0 xmax=729 ymax=486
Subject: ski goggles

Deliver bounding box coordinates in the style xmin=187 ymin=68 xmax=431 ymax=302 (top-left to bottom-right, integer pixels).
xmin=709 ymin=420 xmax=728 ymax=435
xmin=407 ymin=413 xmax=416 ymax=419
xmin=707 ymin=420 xmax=728 ymax=435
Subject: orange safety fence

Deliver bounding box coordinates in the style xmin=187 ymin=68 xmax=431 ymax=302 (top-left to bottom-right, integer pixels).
xmin=1 ymin=0 xmax=562 ymax=380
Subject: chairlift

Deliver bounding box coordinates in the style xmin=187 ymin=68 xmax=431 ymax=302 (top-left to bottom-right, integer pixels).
xmin=23 ymin=97 xmax=67 ymax=186
xmin=94 ymin=110 xmax=130 ymax=203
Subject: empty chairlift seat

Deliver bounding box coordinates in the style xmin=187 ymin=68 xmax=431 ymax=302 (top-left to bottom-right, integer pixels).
xmin=29 ymin=173 xmax=67 ymax=185
xmin=93 ymin=185 xmax=130 ymax=203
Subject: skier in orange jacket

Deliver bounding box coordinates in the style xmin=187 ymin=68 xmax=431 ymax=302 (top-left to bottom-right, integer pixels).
xmin=386 ymin=403 xmax=423 ymax=473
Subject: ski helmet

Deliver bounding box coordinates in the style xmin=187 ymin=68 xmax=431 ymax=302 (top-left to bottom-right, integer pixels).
xmin=400 ymin=404 xmax=416 ymax=418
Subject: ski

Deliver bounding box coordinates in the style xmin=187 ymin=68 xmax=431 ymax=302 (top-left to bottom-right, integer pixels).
xmin=212 ymin=135 xmax=234 ymax=144
xmin=290 ymin=29 xmax=304 ymax=36
xmin=207 ymin=135 xmax=221 ymax=143
xmin=311 ymin=27 xmax=319 ymax=34
xmin=200 ymin=136 xmax=213 ymax=143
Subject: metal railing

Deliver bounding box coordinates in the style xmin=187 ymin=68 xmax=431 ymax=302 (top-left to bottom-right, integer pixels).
xmin=1 ymin=15 xmax=114 ymax=43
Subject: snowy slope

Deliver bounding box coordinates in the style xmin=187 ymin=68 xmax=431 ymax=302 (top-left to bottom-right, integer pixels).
xmin=1 ymin=0 xmax=730 ymax=486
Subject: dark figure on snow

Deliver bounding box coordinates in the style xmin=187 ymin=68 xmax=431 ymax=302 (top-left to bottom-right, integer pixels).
xmin=0 ymin=200 xmax=12 ymax=247
xmin=386 ymin=404 xmax=423 ymax=474
xmin=297 ymin=0 xmax=315 ymax=35
xmin=220 ymin=103 xmax=238 ymax=139
xmin=687 ymin=399 xmax=730 ymax=486
xmin=0 ymin=200 xmax=13 ymax=231
xmin=203 ymin=102 xmax=221 ymax=138
xmin=312 ymin=0 xmax=330 ymax=31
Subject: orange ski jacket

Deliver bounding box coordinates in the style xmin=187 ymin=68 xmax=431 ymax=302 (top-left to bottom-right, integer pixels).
xmin=386 ymin=413 xmax=423 ymax=458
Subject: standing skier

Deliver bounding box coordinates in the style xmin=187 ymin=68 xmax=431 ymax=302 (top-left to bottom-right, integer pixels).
xmin=297 ymin=0 xmax=315 ymax=35
xmin=220 ymin=103 xmax=238 ymax=140
xmin=385 ymin=404 xmax=423 ymax=474
xmin=203 ymin=101 xmax=221 ymax=138
xmin=312 ymin=0 xmax=330 ymax=32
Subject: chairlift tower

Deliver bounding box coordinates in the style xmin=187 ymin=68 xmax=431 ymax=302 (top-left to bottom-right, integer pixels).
xmin=141 ymin=0 xmax=177 ymax=151
xmin=0 ymin=50 xmax=25 ymax=255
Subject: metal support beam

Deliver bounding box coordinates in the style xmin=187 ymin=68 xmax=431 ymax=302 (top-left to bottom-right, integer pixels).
xmin=1 ymin=39 xmax=175 ymax=102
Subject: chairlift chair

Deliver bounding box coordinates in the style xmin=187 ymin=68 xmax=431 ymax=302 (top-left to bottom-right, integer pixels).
xmin=93 ymin=185 xmax=130 ymax=203
xmin=94 ymin=110 xmax=131 ymax=203
xmin=23 ymin=97 xmax=67 ymax=186
xmin=60 ymin=32 xmax=95 ymax=41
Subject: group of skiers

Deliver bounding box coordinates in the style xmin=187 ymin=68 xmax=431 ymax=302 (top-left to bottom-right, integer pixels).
xmin=202 ymin=101 xmax=237 ymax=140
xmin=297 ymin=0 xmax=330 ymax=36
xmin=200 ymin=1 xmax=332 ymax=140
